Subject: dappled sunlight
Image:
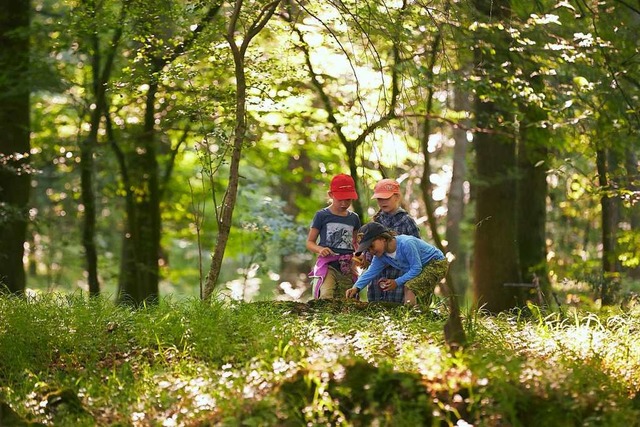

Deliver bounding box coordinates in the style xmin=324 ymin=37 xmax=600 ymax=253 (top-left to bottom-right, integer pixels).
xmin=129 ymin=374 xmax=218 ymax=427
xmin=4 ymin=297 xmax=640 ymax=426
xmin=304 ymin=325 xmax=353 ymax=364
xmin=129 ymin=355 xmax=302 ymax=426
xmin=224 ymin=265 xmax=262 ymax=301
xmin=495 ymin=312 xmax=640 ymax=397
xmin=368 ymin=130 xmax=412 ymax=168
xmin=277 ymin=281 xmax=306 ymax=301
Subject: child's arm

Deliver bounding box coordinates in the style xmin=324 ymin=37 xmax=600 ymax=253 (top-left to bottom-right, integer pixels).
xmin=347 ymin=258 xmax=386 ymax=298
xmin=306 ymin=227 xmax=335 ymax=257
xmin=352 ymin=258 xmax=385 ymax=290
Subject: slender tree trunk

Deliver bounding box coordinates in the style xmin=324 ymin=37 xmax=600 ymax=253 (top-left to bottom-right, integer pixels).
xmin=80 ymin=3 xmax=104 ymax=296
xmin=0 ymin=0 xmax=30 ymax=294
xmin=203 ymin=55 xmax=246 ymax=299
xmin=203 ymin=0 xmax=281 ymax=299
xmin=347 ymin=151 xmax=364 ymax=219
xmin=446 ymin=85 xmax=470 ymax=302
xmin=596 ymin=148 xmax=619 ymax=304
xmin=625 ymin=147 xmax=640 ymax=279
xmin=80 ymin=137 xmax=100 ymax=296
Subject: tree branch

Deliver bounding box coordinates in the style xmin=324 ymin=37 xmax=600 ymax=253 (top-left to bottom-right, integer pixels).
xmin=156 ymin=3 xmax=223 ymax=73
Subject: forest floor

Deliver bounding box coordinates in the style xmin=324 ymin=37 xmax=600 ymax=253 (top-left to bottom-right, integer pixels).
xmin=1 ymin=294 xmax=640 ymax=426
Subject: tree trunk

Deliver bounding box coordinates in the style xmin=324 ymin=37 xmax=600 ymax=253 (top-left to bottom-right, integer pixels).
xmin=0 ymin=0 xmax=30 ymax=294
xmin=473 ymin=117 xmax=521 ymax=312
xmin=472 ymin=0 xmax=521 ymax=313
xmin=80 ymin=9 xmax=106 ymax=297
xmin=203 ymin=57 xmax=245 ymax=299
xmin=625 ymin=147 xmax=640 ymax=279
xmin=80 ymin=137 xmax=100 ymax=296
xmin=203 ymin=0 xmax=281 ymax=299
xmin=117 ymin=83 xmax=161 ymax=305
xmin=596 ymin=148 xmax=620 ymax=304
xmin=517 ymin=104 xmax=550 ymax=302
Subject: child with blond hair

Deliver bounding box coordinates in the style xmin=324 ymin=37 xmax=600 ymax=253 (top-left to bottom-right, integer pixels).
xmin=357 ymin=178 xmax=421 ymax=303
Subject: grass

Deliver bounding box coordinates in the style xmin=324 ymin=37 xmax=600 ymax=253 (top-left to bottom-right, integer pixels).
xmin=0 ymin=294 xmax=639 ymax=426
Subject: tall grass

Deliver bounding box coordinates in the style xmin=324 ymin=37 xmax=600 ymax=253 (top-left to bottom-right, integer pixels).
xmin=0 ymin=295 xmax=639 ymax=426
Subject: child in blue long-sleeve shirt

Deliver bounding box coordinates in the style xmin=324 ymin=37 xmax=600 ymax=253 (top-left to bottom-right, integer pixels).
xmin=346 ymin=222 xmax=447 ymax=305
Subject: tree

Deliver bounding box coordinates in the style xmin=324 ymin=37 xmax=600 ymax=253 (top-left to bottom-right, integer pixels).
xmin=74 ymin=0 xmax=127 ymax=297
xmin=0 ymin=0 xmax=31 ymax=294
xmin=203 ymin=0 xmax=282 ymax=300
xmin=281 ymin=0 xmax=403 ymax=218
xmin=550 ymin=0 xmax=640 ymax=301
xmin=471 ymin=0 xmax=522 ymax=312
xmin=516 ymin=102 xmax=550 ymax=297
xmin=114 ymin=2 xmax=222 ymax=304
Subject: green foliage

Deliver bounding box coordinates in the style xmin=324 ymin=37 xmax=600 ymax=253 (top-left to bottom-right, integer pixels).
xmin=1 ymin=295 xmax=640 ymax=425
xmin=19 ymin=0 xmax=640 ymax=306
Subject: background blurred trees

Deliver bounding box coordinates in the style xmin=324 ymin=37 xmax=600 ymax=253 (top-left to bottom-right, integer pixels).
xmin=1 ymin=0 xmax=637 ymax=310
xmin=0 ymin=0 xmax=31 ymax=294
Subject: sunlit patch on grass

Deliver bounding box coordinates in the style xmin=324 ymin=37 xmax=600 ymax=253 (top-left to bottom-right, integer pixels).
xmin=504 ymin=312 xmax=640 ymax=394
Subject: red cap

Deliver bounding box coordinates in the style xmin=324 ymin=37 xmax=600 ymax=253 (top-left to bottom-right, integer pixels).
xmin=372 ymin=179 xmax=400 ymax=199
xmin=330 ymin=174 xmax=358 ymax=200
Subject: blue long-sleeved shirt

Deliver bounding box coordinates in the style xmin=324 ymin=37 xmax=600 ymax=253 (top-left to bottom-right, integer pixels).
xmin=353 ymin=235 xmax=444 ymax=290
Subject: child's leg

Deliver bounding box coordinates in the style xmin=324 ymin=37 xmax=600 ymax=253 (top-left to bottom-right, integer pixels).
xmin=403 ymin=287 xmax=416 ymax=305
xmin=318 ymin=267 xmax=338 ymax=299
xmin=405 ymin=259 xmax=448 ymax=306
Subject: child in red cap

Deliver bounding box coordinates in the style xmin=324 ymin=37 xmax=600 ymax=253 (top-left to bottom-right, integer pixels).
xmin=306 ymin=174 xmax=361 ymax=299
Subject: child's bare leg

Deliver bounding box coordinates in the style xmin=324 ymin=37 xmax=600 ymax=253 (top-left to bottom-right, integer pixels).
xmin=404 ymin=287 xmax=416 ymax=305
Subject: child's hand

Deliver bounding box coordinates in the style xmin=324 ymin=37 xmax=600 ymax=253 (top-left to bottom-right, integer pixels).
xmin=352 ymin=254 xmax=370 ymax=270
xmin=318 ymin=247 xmax=336 ymax=257
xmin=345 ymin=287 xmax=359 ymax=299
xmin=352 ymin=254 xmax=364 ymax=267
xmin=379 ymin=279 xmax=397 ymax=291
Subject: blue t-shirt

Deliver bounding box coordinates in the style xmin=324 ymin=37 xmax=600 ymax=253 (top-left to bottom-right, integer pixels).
xmin=310 ymin=207 xmax=361 ymax=255
xmin=353 ymin=235 xmax=444 ymax=289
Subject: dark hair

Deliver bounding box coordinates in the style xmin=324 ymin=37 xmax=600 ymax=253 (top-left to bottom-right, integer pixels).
xmin=358 ymin=230 xmax=396 ymax=243
xmin=378 ymin=231 xmax=397 ymax=241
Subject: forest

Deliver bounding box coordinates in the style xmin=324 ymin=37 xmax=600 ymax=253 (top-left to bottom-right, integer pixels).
xmin=0 ymin=0 xmax=638 ymax=308
xmin=0 ymin=0 xmax=639 ymax=425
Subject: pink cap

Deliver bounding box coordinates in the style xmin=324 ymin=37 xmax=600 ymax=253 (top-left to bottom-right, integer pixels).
xmin=372 ymin=178 xmax=400 ymax=199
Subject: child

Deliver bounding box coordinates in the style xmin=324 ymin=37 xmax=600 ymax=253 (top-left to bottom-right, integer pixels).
xmin=357 ymin=178 xmax=421 ymax=303
xmin=346 ymin=222 xmax=447 ymax=305
xmin=307 ymin=174 xmax=361 ymax=299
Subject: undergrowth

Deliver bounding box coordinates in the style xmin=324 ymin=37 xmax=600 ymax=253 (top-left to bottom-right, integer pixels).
xmin=0 ymin=294 xmax=639 ymax=426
